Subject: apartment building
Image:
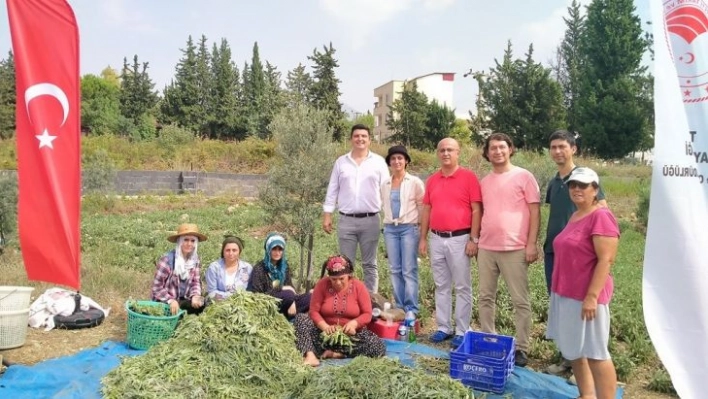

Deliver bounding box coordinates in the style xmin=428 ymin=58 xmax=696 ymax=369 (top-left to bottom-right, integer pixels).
xmin=372 ymin=72 xmax=455 ymax=141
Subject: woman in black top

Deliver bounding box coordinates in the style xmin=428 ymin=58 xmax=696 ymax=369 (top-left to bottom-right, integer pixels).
xmin=247 ymin=233 xmax=311 ymax=317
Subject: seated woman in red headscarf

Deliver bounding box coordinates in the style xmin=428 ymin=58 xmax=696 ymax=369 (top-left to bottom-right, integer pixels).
xmin=293 ymin=254 xmax=386 ymax=367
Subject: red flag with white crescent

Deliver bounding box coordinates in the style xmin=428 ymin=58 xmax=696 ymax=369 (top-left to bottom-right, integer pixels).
xmin=7 ymin=0 xmax=81 ymax=290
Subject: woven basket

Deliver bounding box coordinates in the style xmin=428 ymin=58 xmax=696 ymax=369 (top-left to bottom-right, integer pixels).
xmin=0 ymin=286 xmax=34 ymax=312
xmin=125 ymin=300 xmax=183 ymax=350
xmin=0 ymin=308 xmax=30 ymax=349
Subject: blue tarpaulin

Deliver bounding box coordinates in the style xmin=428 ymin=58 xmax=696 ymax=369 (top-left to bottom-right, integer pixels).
xmin=0 ymin=340 xmax=623 ymax=398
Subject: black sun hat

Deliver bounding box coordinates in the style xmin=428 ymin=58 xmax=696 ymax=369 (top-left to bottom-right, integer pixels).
xmin=385 ymin=145 xmax=411 ymax=164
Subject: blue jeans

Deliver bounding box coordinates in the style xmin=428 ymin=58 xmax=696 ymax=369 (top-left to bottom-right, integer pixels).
xmin=544 ymin=252 xmax=554 ymax=296
xmin=383 ymin=223 xmax=420 ymax=314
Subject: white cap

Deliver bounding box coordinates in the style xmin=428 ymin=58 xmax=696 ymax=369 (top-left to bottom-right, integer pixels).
xmin=568 ymin=167 xmax=599 ymax=185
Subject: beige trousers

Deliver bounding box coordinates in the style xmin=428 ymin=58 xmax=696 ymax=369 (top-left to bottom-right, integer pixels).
xmin=477 ymin=248 xmax=531 ymax=352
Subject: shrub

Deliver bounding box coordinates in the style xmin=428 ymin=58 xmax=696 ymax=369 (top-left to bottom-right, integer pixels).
xmin=0 ymin=173 xmax=17 ymax=247
xmin=635 ymin=182 xmax=650 ymax=229
xmin=83 ymin=149 xmax=116 ymax=193
xmin=647 ymin=367 xmax=677 ymax=394
xmin=156 ymin=124 xmax=195 ymax=147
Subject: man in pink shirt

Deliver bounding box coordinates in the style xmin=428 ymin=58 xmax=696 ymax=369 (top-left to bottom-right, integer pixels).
xmin=419 ymin=137 xmax=482 ymax=348
xmin=478 ymin=133 xmax=540 ymax=367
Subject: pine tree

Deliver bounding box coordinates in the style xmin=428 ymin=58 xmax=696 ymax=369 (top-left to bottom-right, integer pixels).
xmin=195 ymin=35 xmax=213 ymax=134
xmin=576 ymin=0 xmax=648 ymax=158
xmin=480 ymin=42 xmax=564 ymax=151
xmin=555 ymin=0 xmax=585 ymax=133
xmin=208 ymin=38 xmax=242 ymax=139
xmin=243 ymin=42 xmax=267 ymax=137
xmin=118 ymin=55 xmax=158 ymax=140
xmin=285 ymin=63 xmax=313 ymax=107
xmin=386 ymin=81 xmax=429 ymax=148
xmin=515 ymin=45 xmax=565 ymax=151
xmin=119 ymin=56 xmax=158 ymax=123
xmin=308 ymin=43 xmax=345 ymax=141
xmin=424 ymin=100 xmax=456 ymax=150
xmin=161 ymin=35 xmax=200 ymax=133
xmin=480 ymin=41 xmax=521 ymax=138
xmin=262 ymin=61 xmax=284 ymax=138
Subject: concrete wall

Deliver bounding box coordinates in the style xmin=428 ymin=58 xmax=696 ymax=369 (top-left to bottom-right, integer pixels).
xmin=0 ymin=170 xmax=268 ymax=198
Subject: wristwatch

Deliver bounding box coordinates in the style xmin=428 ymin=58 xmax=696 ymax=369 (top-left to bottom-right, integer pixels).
xmin=470 ymin=236 xmax=479 ymax=244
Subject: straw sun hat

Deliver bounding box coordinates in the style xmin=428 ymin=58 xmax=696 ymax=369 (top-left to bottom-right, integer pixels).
xmin=167 ymin=223 xmax=207 ymax=243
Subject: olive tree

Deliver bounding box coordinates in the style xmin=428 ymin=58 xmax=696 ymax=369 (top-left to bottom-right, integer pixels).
xmin=259 ymin=103 xmax=337 ymax=290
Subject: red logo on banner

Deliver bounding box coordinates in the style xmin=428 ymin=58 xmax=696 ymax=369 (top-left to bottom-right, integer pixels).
xmin=666 ymin=4 xmax=708 ymax=44
xmin=665 ymin=1 xmax=708 ymax=103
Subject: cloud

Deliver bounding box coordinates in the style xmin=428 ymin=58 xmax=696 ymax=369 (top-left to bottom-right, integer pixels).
xmin=102 ymin=0 xmax=158 ymax=33
xmin=514 ymin=0 xmax=590 ymax=65
xmin=422 ymin=0 xmax=457 ymax=10
xmin=319 ymin=0 xmax=456 ymax=49
xmin=415 ymin=47 xmax=466 ymax=71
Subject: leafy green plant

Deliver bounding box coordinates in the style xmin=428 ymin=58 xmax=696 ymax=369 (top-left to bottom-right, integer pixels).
xmin=0 ymin=172 xmax=17 ymax=248
xmin=635 ymin=182 xmax=651 ymax=230
xmin=647 ymin=367 xmax=677 ymax=394
xmin=156 ymin=123 xmax=194 ymax=147
xmin=83 ymin=149 xmax=116 ymax=193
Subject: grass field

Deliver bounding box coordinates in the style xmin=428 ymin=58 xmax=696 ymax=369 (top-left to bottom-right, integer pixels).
xmin=0 ymin=138 xmax=676 ymax=397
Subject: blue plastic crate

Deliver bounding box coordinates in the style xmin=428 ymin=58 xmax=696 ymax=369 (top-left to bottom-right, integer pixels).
xmin=449 ymin=331 xmax=515 ymax=394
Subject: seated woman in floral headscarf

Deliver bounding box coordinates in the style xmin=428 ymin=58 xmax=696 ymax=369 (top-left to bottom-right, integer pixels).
xmin=151 ymin=223 xmax=207 ymax=315
xmin=247 ymin=233 xmax=311 ymax=317
xmin=294 ymin=254 xmax=386 ymax=367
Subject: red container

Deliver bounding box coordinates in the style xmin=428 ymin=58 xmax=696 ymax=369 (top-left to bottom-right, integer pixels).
xmin=367 ymin=318 xmax=421 ymax=339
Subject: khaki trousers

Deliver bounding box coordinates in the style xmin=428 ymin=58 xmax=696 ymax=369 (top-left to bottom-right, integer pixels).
xmin=477 ymin=248 xmax=531 ymax=352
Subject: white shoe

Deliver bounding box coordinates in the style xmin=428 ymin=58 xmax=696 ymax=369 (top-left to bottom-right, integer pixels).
xmin=567 ymin=373 xmax=577 ymax=385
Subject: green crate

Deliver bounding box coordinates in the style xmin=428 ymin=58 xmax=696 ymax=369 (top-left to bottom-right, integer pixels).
xmin=125 ymin=300 xmax=184 ymax=350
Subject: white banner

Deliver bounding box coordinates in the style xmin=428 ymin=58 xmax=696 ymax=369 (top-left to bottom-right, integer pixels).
xmin=644 ymin=1 xmax=708 ymax=398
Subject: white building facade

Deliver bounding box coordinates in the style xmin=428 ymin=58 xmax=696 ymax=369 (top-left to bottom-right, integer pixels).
xmin=373 ymin=72 xmax=455 ymax=141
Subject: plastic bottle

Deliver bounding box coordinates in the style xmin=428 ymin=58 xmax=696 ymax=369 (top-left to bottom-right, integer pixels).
xmin=404 ymin=311 xmax=416 ymax=343
xmin=397 ymin=322 xmax=409 ymax=341
xmin=372 ymin=308 xmax=382 ymax=319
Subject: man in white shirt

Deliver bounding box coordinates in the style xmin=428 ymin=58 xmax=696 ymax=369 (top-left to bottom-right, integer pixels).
xmin=322 ymin=124 xmax=389 ymax=293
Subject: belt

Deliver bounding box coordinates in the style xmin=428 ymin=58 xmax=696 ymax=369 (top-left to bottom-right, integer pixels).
xmin=431 ymin=228 xmax=470 ymax=238
xmin=339 ymin=211 xmax=378 ymax=218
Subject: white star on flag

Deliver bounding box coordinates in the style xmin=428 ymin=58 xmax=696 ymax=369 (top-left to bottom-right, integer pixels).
xmin=36 ymin=129 xmax=57 ymax=149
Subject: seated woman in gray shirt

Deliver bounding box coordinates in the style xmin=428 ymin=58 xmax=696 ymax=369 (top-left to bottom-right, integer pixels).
xmin=206 ymin=235 xmax=253 ymax=301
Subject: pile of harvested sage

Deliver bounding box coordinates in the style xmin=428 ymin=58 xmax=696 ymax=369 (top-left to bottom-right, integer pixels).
xmin=103 ymin=292 xmax=311 ymax=399
xmin=292 ymin=356 xmax=472 ymax=399
xmin=104 ymin=291 xmax=473 ymax=399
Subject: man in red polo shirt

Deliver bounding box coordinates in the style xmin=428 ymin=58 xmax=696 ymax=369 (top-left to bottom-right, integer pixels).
xmin=419 ymin=137 xmax=482 ymax=348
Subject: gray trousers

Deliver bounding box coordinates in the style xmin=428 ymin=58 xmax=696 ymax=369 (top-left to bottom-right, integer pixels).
xmin=338 ymin=214 xmax=381 ymax=293
xmin=430 ymin=233 xmax=472 ymax=336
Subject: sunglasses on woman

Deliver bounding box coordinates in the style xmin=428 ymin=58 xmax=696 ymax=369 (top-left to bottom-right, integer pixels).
xmin=568 ymin=181 xmax=590 ymax=190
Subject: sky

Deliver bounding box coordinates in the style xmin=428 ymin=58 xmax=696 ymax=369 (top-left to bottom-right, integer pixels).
xmin=0 ymin=0 xmax=651 ymax=119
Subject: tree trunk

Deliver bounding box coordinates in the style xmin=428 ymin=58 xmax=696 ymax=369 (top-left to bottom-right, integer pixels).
xmin=297 ymin=239 xmax=306 ymax=292
xmin=305 ymin=233 xmax=314 ymax=291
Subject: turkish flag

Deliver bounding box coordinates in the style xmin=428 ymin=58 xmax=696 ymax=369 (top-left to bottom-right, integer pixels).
xmin=7 ymin=0 xmax=81 ymax=290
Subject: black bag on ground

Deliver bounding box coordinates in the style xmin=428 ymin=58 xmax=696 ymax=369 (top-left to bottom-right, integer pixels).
xmin=53 ymin=308 xmax=105 ymax=330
